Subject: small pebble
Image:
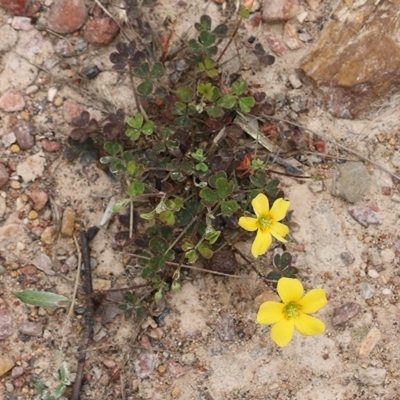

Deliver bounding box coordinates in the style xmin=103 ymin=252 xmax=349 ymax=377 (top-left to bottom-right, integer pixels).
xmin=360 ymin=282 xmax=374 ymax=300
xmin=53 ymin=97 xmax=63 ymax=107
xmin=48 ymin=87 xmax=58 ymax=102
xmin=10 ymin=181 xmax=21 ymax=189
xmin=61 ymin=207 xmax=76 ymax=236
xmin=171 ymin=387 xmax=181 ymax=398
xmin=10 ymin=144 xmax=20 ymax=153
xmin=28 ymin=210 xmax=38 ymax=220
xmin=18 ymin=322 xmax=43 ymax=337
xmin=368 ymin=269 xmax=379 ymax=279
xmin=25 ymin=85 xmax=39 ymax=95
xmin=2 ymin=132 xmax=16 ymax=147
xmin=332 ymin=302 xmax=362 ymax=326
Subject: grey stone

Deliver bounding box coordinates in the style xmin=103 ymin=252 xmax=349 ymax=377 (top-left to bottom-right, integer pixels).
xmin=217 ymin=314 xmax=236 ymax=341
xmin=262 ymin=0 xmax=299 ymax=21
xmin=0 ymin=308 xmax=13 ymax=340
xmin=181 ymin=353 xmax=196 ymax=365
xmin=360 ymin=282 xmax=374 ymax=300
xmin=368 ymin=248 xmax=382 ymax=267
xmin=332 ymin=162 xmax=370 ymax=203
xmin=358 ymin=368 xmax=386 ymax=386
xmin=348 ymin=206 xmax=383 ymax=228
xmin=309 ymin=180 xmax=325 ymax=193
xmin=340 ymin=252 xmax=355 ymax=266
xmin=32 ymin=253 xmax=54 ymax=275
xmin=14 ymin=121 xmax=34 ymax=150
xmin=134 ymin=353 xmax=156 ymax=378
xmin=332 ymin=302 xmax=361 ymax=326
xmin=18 ymin=322 xmax=43 ymax=337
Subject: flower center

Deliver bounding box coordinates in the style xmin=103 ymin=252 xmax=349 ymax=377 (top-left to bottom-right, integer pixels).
xmin=284 ymin=302 xmax=300 ymax=319
xmin=258 ymin=215 xmax=272 ymax=231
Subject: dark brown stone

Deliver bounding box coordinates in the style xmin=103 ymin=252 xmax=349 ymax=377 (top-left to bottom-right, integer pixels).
xmin=300 ymin=0 xmax=400 ymax=119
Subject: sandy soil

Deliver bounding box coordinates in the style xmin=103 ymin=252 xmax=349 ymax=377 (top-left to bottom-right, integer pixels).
xmin=1 ymin=1 xmax=400 ymax=399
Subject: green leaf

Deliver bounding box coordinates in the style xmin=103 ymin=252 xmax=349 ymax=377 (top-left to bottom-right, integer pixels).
xmin=212 ymin=23 xmax=228 ymax=36
xmin=199 ymin=15 xmax=212 ymax=31
xmin=265 ymin=179 xmax=281 ymax=197
xmin=113 ymin=198 xmax=130 ymax=212
xmin=216 ymin=177 xmax=234 ymax=198
xmin=151 ymin=62 xmax=164 ymax=79
xmin=207 ymin=105 xmax=223 ymax=118
xmin=218 ymin=94 xmax=236 ymax=109
xmin=99 ymin=156 xmax=113 ymax=164
xmin=232 ymin=81 xmax=248 ymax=96
xmin=149 ymin=237 xmax=168 ymax=254
xmin=185 ymin=249 xmax=198 ymax=263
xmin=142 ymin=120 xmax=154 ymax=135
xmin=127 ymin=114 xmax=144 ymax=129
xmin=189 ymin=39 xmax=203 ymax=54
xmin=199 ymin=187 xmax=218 ymax=207
xmin=220 ymin=200 xmax=239 ymax=215
xmin=195 ymin=162 xmax=208 ymax=172
xmin=175 ymin=102 xmax=187 ymax=112
xmin=239 ymin=6 xmax=251 ymax=18
xmin=205 ymin=46 xmax=218 ymax=57
xmin=239 ymin=96 xmax=255 ymax=113
xmin=142 ymin=266 xmax=155 ymax=279
xmin=284 ymin=266 xmax=299 ymax=278
xmin=175 ymin=208 xmax=192 ymax=226
xmin=127 ymin=160 xmax=138 ymax=176
xmin=250 ymin=170 xmax=267 ymax=188
xmin=122 ymin=151 xmax=134 ymax=162
xmin=127 ymin=181 xmax=144 ymax=197
xmin=182 ymin=238 xmax=195 ymax=251
xmin=126 ymin=128 xmax=141 ymax=141
xmin=187 ymin=200 xmax=204 ymax=215
xmin=174 ymin=115 xmax=191 ymax=127
xmin=134 ymin=62 xmax=150 ymax=78
xmin=197 ymin=243 xmax=213 ymax=259
xmin=109 ymin=158 xmax=125 ymax=173
xmin=140 ymin=210 xmax=156 ymax=220
xmin=204 ymin=230 xmax=221 ymax=244
xmin=266 ymin=271 xmax=282 ymax=286
xmin=177 ymin=86 xmax=194 ymax=103
xmin=191 ymin=149 xmax=204 ymax=161
xmin=151 ymin=257 xmax=168 ymax=274
xmin=104 ymin=141 xmax=121 ymax=156
xmin=137 ymin=80 xmax=153 ymax=97
xmin=208 ymin=171 xmax=227 ymax=188
xmin=159 ymin=210 xmax=175 ymax=226
xmin=200 ymin=31 xmax=216 ymax=47
xmin=124 ymin=292 xmax=138 ymax=304
xmin=135 ymin=306 xmax=147 ymax=318
xmin=13 ymin=291 xmax=71 ymax=308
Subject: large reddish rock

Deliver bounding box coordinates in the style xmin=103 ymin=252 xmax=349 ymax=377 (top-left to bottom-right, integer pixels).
xmin=47 ymin=0 xmax=88 ymax=34
xmin=84 ymin=18 xmax=120 ymax=45
xmin=300 ymin=0 xmax=400 ymax=119
xmin=0 ymin=89 xmax=25 ymax=112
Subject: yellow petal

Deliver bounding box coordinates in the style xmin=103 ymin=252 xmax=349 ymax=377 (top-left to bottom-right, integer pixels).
xmin=269 ymin=221 xmax=290 ymax=242
xmin=270 ymin=317 xmax=295 ymax=347
xmin=252 ymin=193 xmax=269 ymax=218
xmin=238 ymin=217 xmax=258 ymax=232
xmin=277 ymin=278 xmax=304 ymax=304
xmin=270 ymin=198 xmax=290 ymax=221
xmin=251 ymin=229 xmax=272 ymax=257
xmin=298 ymin=289 xmax=328 ymax=314
xmin=257 ymin=301 xmax=285 ymax=325
xmin=294 ymin=313 xmax=326 ymax=336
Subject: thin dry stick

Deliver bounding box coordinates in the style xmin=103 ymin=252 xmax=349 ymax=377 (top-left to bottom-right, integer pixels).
xmin=261 ymin=114 xmax=400 ymax=182
xmin=59 ymin=234 xmax=83 ymax=350
xmin=129 ymin=253 xmax=252 ymax=279
xmin=71 ymin=231 xmax=94 ymax=400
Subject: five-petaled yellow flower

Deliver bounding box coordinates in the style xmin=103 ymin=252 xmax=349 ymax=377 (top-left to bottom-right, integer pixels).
xmin=257 ymin=277 xmax=328 ymax=347
xmin=239 ymin=193 xmax=290 ymax=258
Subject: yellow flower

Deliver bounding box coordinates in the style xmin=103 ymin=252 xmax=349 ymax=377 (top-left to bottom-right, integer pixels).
xmin=257 ymin=278 xmax=328 ymax=347
xmin=239 ymin=193 xmax=290 ymax=258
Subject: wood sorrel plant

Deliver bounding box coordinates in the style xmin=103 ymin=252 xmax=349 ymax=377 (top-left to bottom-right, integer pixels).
xmin=66 ymin=2 xmax=295 ymax=300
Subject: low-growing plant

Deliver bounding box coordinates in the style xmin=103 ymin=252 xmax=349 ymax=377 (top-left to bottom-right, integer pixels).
xmin=62 ymin=3 xmax=296 ymax=301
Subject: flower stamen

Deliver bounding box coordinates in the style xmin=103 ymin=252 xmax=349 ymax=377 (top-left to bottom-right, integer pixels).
xmin=284 ymin=303 xmax=300 ymax=319
xmin=258 ymin=215 xmax=272 ymax=230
